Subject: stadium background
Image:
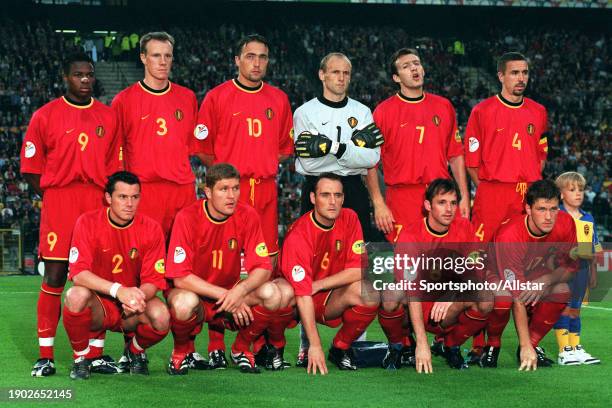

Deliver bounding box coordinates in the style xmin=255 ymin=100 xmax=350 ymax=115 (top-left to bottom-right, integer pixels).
xmin=0 ymin=0 xmax=610 ymax=406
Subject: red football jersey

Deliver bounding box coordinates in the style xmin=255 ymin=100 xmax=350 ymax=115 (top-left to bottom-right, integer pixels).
xmin=20 ymin=97 xmax=121 ymax=190
xmin=397 ymin=216 xmax=477 ymax=244
xmin=165 ymin=200 xmax=272 ymax=288
xmin=464 ymin=95 xmax=548 ymax=182
xmin=194 ymin=79 xmax=293 ymax=178
xmin=494 ymin=212 xmax=577 ymax=282
xmin=112 ymin=81 xmax=197 ymax=184
xmin=373 ymin=93 xmax=463 ymax=185
xmin=68 ymin=208 xmax=167 ymax=290
xmin=280 ymin=209 xmax=366 ymax=296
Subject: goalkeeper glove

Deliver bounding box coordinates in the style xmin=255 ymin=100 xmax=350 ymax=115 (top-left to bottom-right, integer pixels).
xmin=351 ymin=123 xmax=384 ymax=148
xmin=295 ymin=132 xmax=344 ymax=158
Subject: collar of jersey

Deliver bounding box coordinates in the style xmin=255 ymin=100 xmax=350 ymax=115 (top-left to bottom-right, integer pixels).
xmin=310 ymin=211 xmax=334 ymax=231
xmin=62 ymin=96 xmax=94 ymax=109
xmin=139 ymin=80 xmax=171 ymax=96
xmin=317 ymin=95 xmax=348 ymax=109
xmin=397 ymin=92 xmax=425 ymax=104
xmin=232 ymin=78 xmax=263 ymax=94
xmin=496 ymin=93 xmax=523 ymax=109
xmin=559 ymin=203 xmax=586 ymax=220
xmin=106 ymin=208 xmax=134 ymax=230
xmin=203 ymin=200 xmax=230 ymax=224
xmin=524 ymin=215 xmax=548 ymax=239
xmin=424 ymin=217 xmax=448 ymax=237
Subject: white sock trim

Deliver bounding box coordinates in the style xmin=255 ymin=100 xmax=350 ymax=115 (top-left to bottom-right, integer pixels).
xmin=74 ymin=346 xmax=91 ymax=357
xmin=39 ymin=337 xmax=55 ymax=347
xmin=132 ymin=336 xmax=143 ymax=352
xmin=89 ymin=339 xmax=105 ymax=348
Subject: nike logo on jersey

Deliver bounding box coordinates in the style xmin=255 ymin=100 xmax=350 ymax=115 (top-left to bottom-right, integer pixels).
xmin=496 ymin=128 xmax=504 ymax=132
xmin=141 ymin=114 xmax=150 ymax=120
xmin=102 ymin=248 xmax=111 ymax=252
xmin=65 ymin=128 xmax=75 ymax=134
xmin=322 ymin=121 xmax=329 ymax=125
xmin=233 ymin=112 xmax=242 ymax=116
xmin=400 ymin=122 xmax=409 ymax=128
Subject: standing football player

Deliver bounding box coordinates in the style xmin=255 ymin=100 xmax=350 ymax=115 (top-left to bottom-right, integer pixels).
xmin=21 ymin=52 xmax=121 ymax=377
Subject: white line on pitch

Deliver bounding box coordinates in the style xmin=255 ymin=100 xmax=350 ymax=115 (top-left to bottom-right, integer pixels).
xmin=0 ymin=291 xmax=38 ymax=294
xmin=583 ymin=305 xmax=612 ymax=311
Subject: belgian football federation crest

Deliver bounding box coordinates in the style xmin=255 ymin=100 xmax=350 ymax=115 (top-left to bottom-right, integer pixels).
xmin=335 ymin=240 xmax=342 ymax=252
xmin=432 ymin=115 xmax=441 ymax=127
xmin=584 ymin=224 xmax=590 ymax=236
xmin=129 ymin=248 xmax=138 ymax=259
xmin=265 ymin=108 xmax=274 ymax=120
xmin=175 ymin=109 xmax=184 ymax=121
xmin=96 ymin=126 xmax=105 ymax=137
xmin=527 ymin=123 xmax=535 ymax=135
xmin=348 ymin=117 xmax=358 ymax=128
xmin=454 ymin=129 xmax=462 ymax=143
xmin=228 ymin=238 xmax=237 ymax=250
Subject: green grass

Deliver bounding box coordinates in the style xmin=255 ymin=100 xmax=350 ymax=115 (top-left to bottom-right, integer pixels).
xmin=1 ymin=275 xmax=611 ymax=407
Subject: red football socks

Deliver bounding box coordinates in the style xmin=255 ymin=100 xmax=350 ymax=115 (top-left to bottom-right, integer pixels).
xmin=62 ymin=306 xmax=92 ymax=358
xmin=267 ymin=307 xmax=295 ymax=349
xmin=170 ymin=312 xmax=200 ymax=355
xmin=445 ymin=309 xmax=488 ymax=348
xmin=485 ymin=300 xmax=513 ymax=347
xmin=232 ymin=305 xmax=273 ymax=353
xmin=529 ymin=302 xmax=566 ymax=347
xmin=333 ymin=305 xmax=378 ymax=350
xmin=129 ymin=323 xmax=168 ymax=353
xmin=37 ymin=283 xmax=63 ymax=359
xmin=378 ymin=307 xmax=405 ymax=345
xmin=207 ymin=321 xmax=226 ymax=352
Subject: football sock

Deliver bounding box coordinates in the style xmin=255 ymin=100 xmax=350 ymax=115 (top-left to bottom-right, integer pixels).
xmin=170 ymin=312 xmax=199 ymax=355
xmin=569 ymin=316 xmax=581 ymax=347
xmin=378 ymin=307 xmax=405 ymax=345
xmin=554 ymin=313 xmax=570 ymax=352
xmin=131 ymin=323 xmax=168 ymax=352
xmin=445 ymin=309 xmax=488 ymax=348
xmin=232 ymin=305 xmax=273 ymax=353
xmin=37 ymin=282 xmax=63 ymax=359
xmin=471 ymin=330 xmax=486 ymax=349
xmin=207 ymin=322 xmax=225 ymax=352
xmin=86 ymin=330 xmax=105 ymax=359
xmin=529 ymin=302 xmax=566 ymax=347
xmin=485 ymin=300 xmax=512 ymax=347
xmin=333 ymin=305 xmax=378 ymax=350
xmin=62 ymin=306 xmax=92 ymax=358
xmin=267 ymin=307 xmax=295 ymax=349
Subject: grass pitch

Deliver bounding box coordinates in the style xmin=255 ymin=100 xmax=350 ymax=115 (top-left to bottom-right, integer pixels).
xmin=1 ymin=275 xmax=611 ymax=407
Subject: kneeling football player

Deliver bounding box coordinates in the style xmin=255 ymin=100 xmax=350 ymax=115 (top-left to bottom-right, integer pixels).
xmin=479 ymin=180 xmax=578 ymax=370
xmin=279 ymin=173 xmax=379 ymax=374
xmin=64 ymin=171 xmax=170 ymax=379
xmin=389 ymin=179 xmax=492 ymax=372
xmin=165 ymin=163 xmax=281 ymax=374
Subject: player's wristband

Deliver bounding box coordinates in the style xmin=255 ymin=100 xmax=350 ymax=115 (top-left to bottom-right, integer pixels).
xmin=330 ymin=141 xmax=340 ymax=155
xmin=109 ymin=282 xmax=122 ymax=299
xmin=330 ymin=142 xmax=346 ymax=158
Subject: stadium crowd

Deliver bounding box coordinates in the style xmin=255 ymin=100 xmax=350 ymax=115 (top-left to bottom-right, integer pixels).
xmin=0 ymin=19 xmax=609 ymax=254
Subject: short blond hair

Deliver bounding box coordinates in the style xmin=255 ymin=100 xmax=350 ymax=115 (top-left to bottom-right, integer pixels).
xmin=555 ymin=172 xmax=586 ymax=190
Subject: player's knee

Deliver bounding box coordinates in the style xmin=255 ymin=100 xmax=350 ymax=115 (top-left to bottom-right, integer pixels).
xmin=258 ymin=281 xmax=281 ymax=311
xmin=64 ymin=286 xmax=92 ymax=311
xmin=147 ymin=300 xmax=170 ymax=331
xmin=169 ymin=290 xmax=199 ymax=321
xmin=380 ymin=301 xmax=400 ymax=313
xmin=348 ymin=281 xmax=379 ymax=308
xmin=274 ymin=279 xmax=295 ymax=308
xmin=476 ymin=301 xmax=494 ymax=315
xmin=551 ymin=282 xmax=569 ymax=295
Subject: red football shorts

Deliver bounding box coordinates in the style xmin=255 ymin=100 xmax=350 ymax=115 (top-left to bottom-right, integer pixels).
xmin=239 ymin=177 xmax=278 ymax=255
xmin=385 ymin=184 xmax=426 ymax=242
xmin=94 ymin=294 xmax=124 ymax=333
xmin=471 ymin=181 xmax=530 ymax=242
xmin=313 ymin=290 xmax=342 ymax=328
xmin=40 ymin=183 xmax=104 ymax=261
xmin=420 ymin=301 xmax=446 ymax=336
xmin=139 ymin=181 xmax=196 ymax=239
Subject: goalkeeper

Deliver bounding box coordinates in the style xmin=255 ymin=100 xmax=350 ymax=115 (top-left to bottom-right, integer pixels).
xmin=291 ymin=52 xmax=383 ymax=369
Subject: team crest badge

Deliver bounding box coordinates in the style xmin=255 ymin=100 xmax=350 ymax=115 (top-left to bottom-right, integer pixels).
xmin=335 ymin=240 xmax=342 ymax=252
xmin=527 ymin=123 xmax=535 ymax=135
xmin=96 ymin=126 xmax=105 ymax=137
xmin=129 ymin=248 xmax=138 ymax=260
xmin=228 ymin=238 xmax=237 ymax=250
xmin=454 ymin=129 xmax=462 ymax=142
xmin=348 ymin=117 xmax=358 ymax=128
xmin=584 ymin=224 xmax=590 ymax=236
xmin=265 ymin=108 xmax=274 ymax=120
xmin=432 ymin=115 xmax=441 ymax=127
xmin=175 ymin=109 xmax=184 ymax=121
